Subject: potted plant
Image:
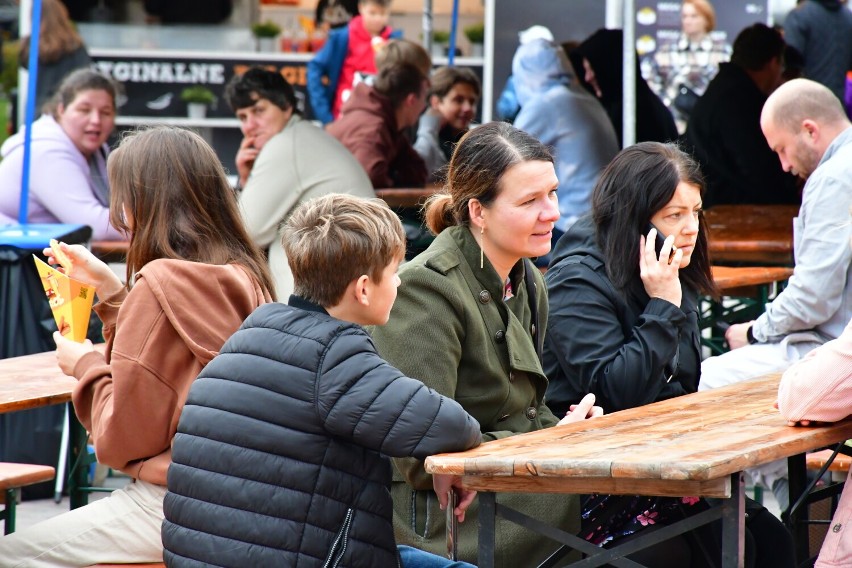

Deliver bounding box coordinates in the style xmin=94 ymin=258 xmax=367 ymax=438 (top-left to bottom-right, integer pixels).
xmin=464 ymin=22 xmax=484 ymax=57
xmin=252 ymin=20 xmax=282 ymax=53
xmin=431 ymin=30 xmax=450 ymax=58
xmin=180 ymin=86 xmax=216 ymax=119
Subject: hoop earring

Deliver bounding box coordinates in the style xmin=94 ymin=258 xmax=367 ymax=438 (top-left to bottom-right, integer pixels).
xmin=480 ymin=226 xmax=484 ymax=269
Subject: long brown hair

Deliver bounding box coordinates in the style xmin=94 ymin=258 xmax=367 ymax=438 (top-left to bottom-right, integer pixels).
xmin=20 ymin=0 xmax=85 ymax=64
xmin=108 ymin=127 xmax=276 ymax=299
xmin=423 ymin=121 xmax=553 ymax=235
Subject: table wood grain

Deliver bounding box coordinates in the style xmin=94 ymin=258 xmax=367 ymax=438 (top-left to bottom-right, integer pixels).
xmin=711 ymin=265 xmax=793 ymax=294
xmin=0 ymin=345 xmax=106 ymax=414
xmin=706 ymin=204 xmax=798 ymax=265
xmin=426 ymin=374 xmax=852 ymax=499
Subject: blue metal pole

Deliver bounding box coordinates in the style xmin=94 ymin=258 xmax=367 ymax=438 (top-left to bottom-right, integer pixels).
xmin=447 ymin=0 xmax=460 ymax=66
xmin=19 ymin=0 xmax=43 ymax=225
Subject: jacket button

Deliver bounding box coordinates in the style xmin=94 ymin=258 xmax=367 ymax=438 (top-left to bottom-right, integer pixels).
xmin=478 ymin=290 xmax=491 ymax=304
xmin=526 ymin=407 xmax=537 ymax=420
xmin=495 ymin=330 xmax=505 ymax=343
xmin=833 ymin=523 xmax=842 ymax=533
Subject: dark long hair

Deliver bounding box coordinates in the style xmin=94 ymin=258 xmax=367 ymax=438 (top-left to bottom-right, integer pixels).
xmin=592 ymin=142 xmax=717 ymax=297
xmin=423 ymin=121 xmax=553 ymax=234
xmin=108 ymin=126 xmax=276 ymax=299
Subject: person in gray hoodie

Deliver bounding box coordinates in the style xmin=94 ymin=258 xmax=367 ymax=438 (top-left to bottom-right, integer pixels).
xmin=511 ymin=38 xmax=619 ymax=261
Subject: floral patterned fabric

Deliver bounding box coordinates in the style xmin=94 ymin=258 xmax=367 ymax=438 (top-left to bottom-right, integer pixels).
xmin=581 ymin=493 xmax=702 ymax=546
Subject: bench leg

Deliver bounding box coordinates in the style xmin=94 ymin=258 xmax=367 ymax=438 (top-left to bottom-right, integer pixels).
xmin=4 ymin=487 xmax=16 ymax=535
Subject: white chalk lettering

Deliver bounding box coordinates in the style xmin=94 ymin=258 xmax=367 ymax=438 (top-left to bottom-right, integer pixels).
xmin=96 ymin=60 xmax=228 ymax=85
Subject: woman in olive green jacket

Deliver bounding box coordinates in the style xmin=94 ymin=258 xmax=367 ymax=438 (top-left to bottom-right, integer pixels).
xmin=371 ymin=122 xmax=600 ymax=567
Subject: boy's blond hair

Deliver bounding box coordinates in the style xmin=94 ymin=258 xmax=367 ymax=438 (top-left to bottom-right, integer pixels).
xmin=282 ymin=194 xmax=406 ymax=307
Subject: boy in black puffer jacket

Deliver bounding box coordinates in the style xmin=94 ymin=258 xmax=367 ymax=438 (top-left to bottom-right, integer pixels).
xmin=162 ymin=194 xmax=483 ymax=568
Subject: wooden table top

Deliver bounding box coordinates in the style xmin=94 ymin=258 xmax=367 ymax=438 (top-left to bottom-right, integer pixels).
xmin=0 ymin=350 xmax=76 ymax=413
xmin=711 ymin=265 xmax=793 ymax=292
xmin=426 ymin=374 xmax=852 ymax=498
xmin=706 ymin=204 xmax=798 ymax=264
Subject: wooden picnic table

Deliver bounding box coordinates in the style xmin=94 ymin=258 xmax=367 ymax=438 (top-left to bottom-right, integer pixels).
xmin=426 ymin=373 xmax=852 ymax=567
xmin=706 ymin=204 xmax=798 ymax=265
xmin=90 ymin=240 xmax=129 ymax=258
xmin=0 ymin=346 xmax=106 ymax=509
xmin=711 ymin=265 xmax=793 ymax=295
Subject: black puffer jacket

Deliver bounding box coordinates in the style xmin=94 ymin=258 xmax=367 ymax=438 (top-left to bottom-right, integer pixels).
xmin=162 ymin=297 xmax=481 ymax=568
xmin=542 ymin=216 xmax=701 ymax=415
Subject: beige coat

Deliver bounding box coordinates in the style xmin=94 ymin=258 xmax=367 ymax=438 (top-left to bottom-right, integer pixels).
xmin=238 ymin=114 xmax=374 ymax=299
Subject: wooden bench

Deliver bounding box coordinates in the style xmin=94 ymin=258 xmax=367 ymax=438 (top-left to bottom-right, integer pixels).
xmin=86 ymin=564 xmax=165 ymax=567
xmin=806 ymin=449 xmax=852 ymax=472
xmin=0 ymin=462 xmax=56 ymax=534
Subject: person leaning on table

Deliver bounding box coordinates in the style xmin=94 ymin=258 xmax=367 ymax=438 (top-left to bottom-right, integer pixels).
xmin=778 ymin=267 xmax=852 ymax=568
xmin=542 ymin=141 xmax=795 ymax=568
xmin=699 ymin=78 xmax=852 ymax=512
xmin=370 ymin=122 xmax=603 ymax=567
xmin=0 ymin=68 xmax=123 ymax=240
xmin=226 ymin=66 xmax=374 ymax=299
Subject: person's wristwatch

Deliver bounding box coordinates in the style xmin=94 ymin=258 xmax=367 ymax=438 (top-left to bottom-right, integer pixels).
xmin=746 ymin=324 xmax=759 ymax=345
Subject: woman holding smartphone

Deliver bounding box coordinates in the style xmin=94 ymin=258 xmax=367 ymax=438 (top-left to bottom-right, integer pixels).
xmin=542 ymin=142 xmax=793 ymax=566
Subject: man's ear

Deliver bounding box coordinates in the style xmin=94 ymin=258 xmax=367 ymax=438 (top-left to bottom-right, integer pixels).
xmin=354 ymin=274 xmax=371 ymax=306
xmin=802 ymin=119 xmax=819 ymax=142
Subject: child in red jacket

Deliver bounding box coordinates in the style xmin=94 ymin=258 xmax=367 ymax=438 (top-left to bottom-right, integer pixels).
xmin=307 ymin=0 xmax=399 ymax=124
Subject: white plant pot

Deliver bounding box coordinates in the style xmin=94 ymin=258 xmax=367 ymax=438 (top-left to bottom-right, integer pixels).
xmin=187 ymin=103 xmax=207 ymax=119
xmin=257 ymin=37 xmax=278 ymax=53
xmin=470 ymin=43 xmax=484 ymax=58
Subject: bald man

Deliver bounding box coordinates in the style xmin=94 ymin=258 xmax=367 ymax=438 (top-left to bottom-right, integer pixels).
xmin=699 ymin=78 xmax=852 ymax=508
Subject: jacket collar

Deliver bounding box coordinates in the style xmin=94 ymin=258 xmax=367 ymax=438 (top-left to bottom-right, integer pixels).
xmin=447 ymin=225 xmax=526 ymax=298
xmin=288 ymin=295 xmax=329 ymax=315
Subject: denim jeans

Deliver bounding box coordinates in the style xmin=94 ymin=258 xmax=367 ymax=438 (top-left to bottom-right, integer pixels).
xmin=398 ymin=545 xmax=477 ymax=567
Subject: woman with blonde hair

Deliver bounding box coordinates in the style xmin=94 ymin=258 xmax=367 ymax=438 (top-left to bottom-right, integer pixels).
xmin=643 ymin=0 xmax=732 ymax=129
xmin=20 ymin=0 xmax=92 ymax=112
xmin=0 ymin=126 xmax=274 ymax=566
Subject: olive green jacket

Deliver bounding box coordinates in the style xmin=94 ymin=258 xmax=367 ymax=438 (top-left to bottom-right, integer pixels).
xmin=371 ymin=226 xmax=579 ymax=567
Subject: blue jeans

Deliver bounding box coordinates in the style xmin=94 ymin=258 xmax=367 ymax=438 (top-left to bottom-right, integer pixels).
xmin=398 ymin=545 xmax=477 ymax=567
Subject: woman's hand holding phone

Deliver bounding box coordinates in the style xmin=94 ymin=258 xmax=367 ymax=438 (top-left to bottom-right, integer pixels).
xmin=639 ymin=226 xmax=683 ymax=307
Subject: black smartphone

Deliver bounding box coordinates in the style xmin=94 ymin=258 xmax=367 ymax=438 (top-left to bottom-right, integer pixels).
xmin=646 ymin=223 xmax=677 ymax=262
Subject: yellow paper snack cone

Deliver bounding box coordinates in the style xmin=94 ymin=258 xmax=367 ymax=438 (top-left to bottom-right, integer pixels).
xmin=33 ymin=256 xmax=95 ymax=343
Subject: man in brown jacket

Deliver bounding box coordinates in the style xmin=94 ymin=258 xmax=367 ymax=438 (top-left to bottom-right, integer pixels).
xmin=327 ymin=61 xmax=429 ymax=188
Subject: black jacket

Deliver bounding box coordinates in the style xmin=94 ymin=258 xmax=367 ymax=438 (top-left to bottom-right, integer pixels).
xmin=571 ymin=28 xmax=679 ymax=147
xmin=683 ymin=62 xmax=799 ymax=207
xmin=162 ymin=297 xmax=481 ymax=568
xmin=542 ymin=216 xmax=701 ymax=415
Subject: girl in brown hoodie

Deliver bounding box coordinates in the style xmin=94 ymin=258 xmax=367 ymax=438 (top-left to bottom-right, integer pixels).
xmin=0 ymin=127 xmax=274 ymax=567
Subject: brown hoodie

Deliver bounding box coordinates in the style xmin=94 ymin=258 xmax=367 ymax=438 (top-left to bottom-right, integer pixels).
xmin=71 ymin=258 xmax=270 ymax=486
